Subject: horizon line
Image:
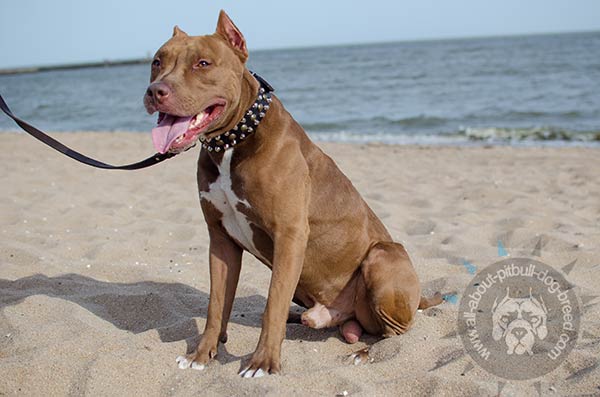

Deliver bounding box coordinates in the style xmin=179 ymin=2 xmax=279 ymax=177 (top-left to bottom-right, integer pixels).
xmin=1 ymin=28 xmax=598 ymax=76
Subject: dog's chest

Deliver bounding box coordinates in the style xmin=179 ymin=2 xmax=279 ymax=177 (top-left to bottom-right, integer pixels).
xmin=201 ymin=150 xmax=264 ymax=261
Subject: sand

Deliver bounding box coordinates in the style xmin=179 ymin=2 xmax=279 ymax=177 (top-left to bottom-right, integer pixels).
xmin=1 ymin=132 xmax=599 ymax=396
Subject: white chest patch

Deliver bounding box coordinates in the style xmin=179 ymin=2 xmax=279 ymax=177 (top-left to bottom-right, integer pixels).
xmin=201 ymin=150 xmax=265 ymax=262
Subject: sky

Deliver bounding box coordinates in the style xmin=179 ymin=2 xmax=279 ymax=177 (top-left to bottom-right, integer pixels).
xmin=1 ymin=0 xmax=599 ymax=69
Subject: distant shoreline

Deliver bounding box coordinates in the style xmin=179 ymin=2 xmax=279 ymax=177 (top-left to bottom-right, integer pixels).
xmin=0 ymin=58 xmax=151 ymax=76
xmin=2 ymin=29 xmax=598 ymax=76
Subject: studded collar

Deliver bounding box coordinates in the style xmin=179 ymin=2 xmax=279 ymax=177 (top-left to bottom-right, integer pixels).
xmin=199 ymin=72 xmax=274 ymax=153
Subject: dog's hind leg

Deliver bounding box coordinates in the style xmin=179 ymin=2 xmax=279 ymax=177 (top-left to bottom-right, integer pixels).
xmin=355 ymin=241 xmax=421 ymax=337
xmin=349 ymin=241 xmax=422 ymax=364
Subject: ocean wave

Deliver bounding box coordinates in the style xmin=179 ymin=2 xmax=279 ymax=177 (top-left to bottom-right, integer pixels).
xmin=300 ymin=115 xmax=448 ymax=131
xmin=308 ymin=127 xmax=600 ymax=146
xmin=455 ymin=126 xmax=600 ymax=142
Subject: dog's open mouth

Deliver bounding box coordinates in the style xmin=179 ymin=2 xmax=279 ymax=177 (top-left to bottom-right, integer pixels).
xmin=151 ymin=100 xmax=226 ymax=154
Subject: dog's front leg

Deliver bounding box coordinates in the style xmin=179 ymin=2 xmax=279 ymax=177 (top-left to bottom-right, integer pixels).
xmin=239 ymin=225 xmax=308 ymax=377
xmin=177 ymin=227 xmax=242 ymax=370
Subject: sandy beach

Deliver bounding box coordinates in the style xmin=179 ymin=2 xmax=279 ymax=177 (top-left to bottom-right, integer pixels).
xmin=1 ymin=132 xmax=599 ymax=396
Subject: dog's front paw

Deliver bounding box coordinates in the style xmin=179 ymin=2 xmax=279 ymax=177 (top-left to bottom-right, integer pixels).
xmin=176 ymin=354 xmax=206 ymax=371
xmin=176 ymin=341 xmax=218 ymax=371
xmin=238 ymin=349 xmax=281 ymax=378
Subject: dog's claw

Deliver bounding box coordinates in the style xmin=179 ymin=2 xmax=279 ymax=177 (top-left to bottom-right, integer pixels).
xmin=239 ymin=367 xmax=266 ymax=378
xmin=239 ymin=366 xmax=251 ymax=377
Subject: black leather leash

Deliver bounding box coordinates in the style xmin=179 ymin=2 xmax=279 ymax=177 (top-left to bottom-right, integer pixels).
xmin=0 ymin=93 xmax=176 ymax=170
xmin=0 ymin=71 xmax=272 ymax=170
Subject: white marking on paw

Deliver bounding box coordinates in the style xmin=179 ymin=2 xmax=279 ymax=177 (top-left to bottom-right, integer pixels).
xmin=191 ymin=362 xmax=205 ymax=371
xmin=253 ymin=368 xmax=265 ymax=377
xmin=176 ymin=356 xmax=190 ymax=369
xmin=243 ymin=369 xmax=256 ymax=378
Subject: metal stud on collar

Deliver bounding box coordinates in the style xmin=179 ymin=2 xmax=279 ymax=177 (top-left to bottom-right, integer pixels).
xmin=201 ymin=73 xmax=273 ymax=154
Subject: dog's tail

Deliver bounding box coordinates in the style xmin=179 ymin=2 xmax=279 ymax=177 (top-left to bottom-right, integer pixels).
xmin=419 ymin=292 xmax=443 ymax=310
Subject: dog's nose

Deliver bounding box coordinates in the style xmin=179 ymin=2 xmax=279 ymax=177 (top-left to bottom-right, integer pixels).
xmin=511 ymin=327 xmax=527 ymax=339
xmin=146 ymin=82 xmax=171 ymax=103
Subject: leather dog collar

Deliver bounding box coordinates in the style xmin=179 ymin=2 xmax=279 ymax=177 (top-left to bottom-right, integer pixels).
xmin=200 ymin=72 xmax=274 ymax=153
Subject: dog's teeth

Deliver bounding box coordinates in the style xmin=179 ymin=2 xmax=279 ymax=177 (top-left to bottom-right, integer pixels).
xmin=193 ymin=112 xmax=206 ymax=127
xmin=175 ymin=133 xmax=187 ymax=144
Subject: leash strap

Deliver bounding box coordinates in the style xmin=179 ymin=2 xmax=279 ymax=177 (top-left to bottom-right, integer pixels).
xmin=0 ymin=94 xmax=176 ymax=170
xmin=0 ymin=71 xmax=272 ymax=170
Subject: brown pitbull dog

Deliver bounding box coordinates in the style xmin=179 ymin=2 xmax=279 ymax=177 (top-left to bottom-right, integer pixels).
xmin=144 ymin=11 xmax=442 ymax=377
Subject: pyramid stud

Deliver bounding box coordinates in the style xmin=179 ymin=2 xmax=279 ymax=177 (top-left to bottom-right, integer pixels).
xmin=229 ymin=133 xmax=237 ymax=140
xmin=215 ymin=147 xmax=221 ymax=152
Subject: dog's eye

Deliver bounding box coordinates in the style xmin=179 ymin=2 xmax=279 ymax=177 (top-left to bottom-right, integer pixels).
xmin=195 ymin=60 xmax=211 ymax=69
xmin=152 ymin=59 xmax=161 ymax=68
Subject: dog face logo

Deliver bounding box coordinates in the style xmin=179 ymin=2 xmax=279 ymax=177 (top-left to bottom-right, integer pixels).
xmin=491 ymin=287 xmax=548 ymax=355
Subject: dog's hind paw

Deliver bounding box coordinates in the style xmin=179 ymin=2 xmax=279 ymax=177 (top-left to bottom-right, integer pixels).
xmin=176 ymin=355 xmax=205 ymax=371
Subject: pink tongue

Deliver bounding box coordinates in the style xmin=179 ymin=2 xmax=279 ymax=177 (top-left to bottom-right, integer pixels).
xmin=151 ymin=115 xmax=194 ymax=153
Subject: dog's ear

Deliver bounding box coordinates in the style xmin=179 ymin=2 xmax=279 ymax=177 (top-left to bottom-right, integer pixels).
xmin=536 ymin=322 xmax=548 ymax=340
xmin=172 ymin=25 xmax=188 ymax=38
xmin=492 ymin=296 xmax=499 ymax=313
xmin=493 ymin=287 xmax=511 ymax=312
xmin=532 ymin=295 xmax=549 ymax=340
xmin=533 ymin=294 xmax=548 ymax=314
xmin=491 ymin=296 xmax=505 ymax=341
xmin=215 ymin=10 xmax=248 ymax=61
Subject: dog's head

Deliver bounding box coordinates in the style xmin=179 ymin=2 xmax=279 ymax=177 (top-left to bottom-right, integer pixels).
xmin=144 ymin=10 xmax=258 ymax=154
xmin=491 ymin=287 xmax=548 ymax=355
